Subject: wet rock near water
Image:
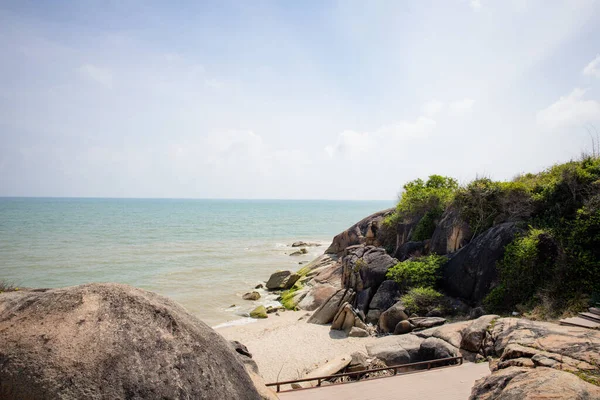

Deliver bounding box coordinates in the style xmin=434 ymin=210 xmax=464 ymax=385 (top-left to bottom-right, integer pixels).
xmin=242 ymin=291 xmax=261 ymax=301
xmin=265 ymin=270 xmax=300 ymax=290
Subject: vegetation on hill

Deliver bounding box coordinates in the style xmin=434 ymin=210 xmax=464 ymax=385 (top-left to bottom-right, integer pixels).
xmin=385 ymin=155 xmax=600 ymax=317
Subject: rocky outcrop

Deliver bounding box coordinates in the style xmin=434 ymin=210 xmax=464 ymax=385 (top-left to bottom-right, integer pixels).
xmin=266 ymin=270 xmax=300 ymax=290
xmin=307 ymin=288 xmax=355 ymax=325
xmin=366 ymin=334 xmax=423 ymax=365
xmin=470 ymin=367 xmax=600 ymax=400
xmin=394 ymin=240 xmax=429 ymax=261
xmin=430 ymin=208 xmax=471 ymax=255
xmin=443 ymin=222 xmax=523 ymax=302
xmin=331 ymin=302 xmax=368 ymax=333
xmin=419 ymin=337 xmax=459 ymax=361
xmin=365 ymin=280 xmax=400 ymax=324
xmin=326 ymin=208 xmax=394 ymax=255
xmin=342 ymin=245 xmax=397 ymax=302
xmin=0 ymin=283 xmax=265 ymax=400
xmin=291 ymin=241 xmax=321 ymax=247
xmin=378 ymin=301 xmax=409 ymax=333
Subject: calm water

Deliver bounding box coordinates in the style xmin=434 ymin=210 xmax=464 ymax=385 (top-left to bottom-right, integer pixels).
xmin=0 ymin=198 xmax=391 ymax=326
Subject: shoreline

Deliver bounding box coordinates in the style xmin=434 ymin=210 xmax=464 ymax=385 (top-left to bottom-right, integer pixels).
xmin=216 ymin=310 xmax=378 ymax=383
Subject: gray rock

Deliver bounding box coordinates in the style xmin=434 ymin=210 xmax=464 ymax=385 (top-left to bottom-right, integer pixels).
xmin=355 ymin=288 xmax=373 ymax=313
xmin=409 ymin=317 xmax=446 ymax=330
xmin=291 ymin=241 xmax=321 ymax=247
xmin=443 ymin=223 xmax=523 ymax=302
xmin=394 ymin=240 xmax=429 ymax=261
xmin=326 ymin=208 xmax=395 ymax=255
xmin=419 ymin=337 xmax=459 ymax=361
xmin=379 ymin=301 xmax=408 ymax=333
xmin=366 ymin=334 xmax=423 ymax=365
xmin=266 ymin=270 xmax=300 ymax=290
xmin=368 ymin=280 xmax=400 ymax=312
xmin=289 ymin=248 xmax=308 ymax=256
xmin=342 ymin=246 xmax=397 ymax=295
xmin=366 ymin=309 xmax=382 ymax=325
xmin=460 ymin=314 xmax=499 ymax=353
xmin=0 ymin=283 xmax=264 ymax=400
xmin=307 ymin=288 xmax=355 ymax=325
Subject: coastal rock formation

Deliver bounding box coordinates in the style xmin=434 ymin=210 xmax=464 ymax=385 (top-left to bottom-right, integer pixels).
xmin=250 ymin=305 xmax=268 ymax=319
xmin=365 ymin=280 xmax=400 ymax=324
xmin=291 ymin=241 xmax=321 ymax=247
xmin=230 ymin=341 xmax=279 ymax=400
xmin=0 ymin=283 xmax=265 ymax=400
xmin=393 ymin=240 xmax=429 ymax=261
xmin=266 ymin=270 xmax=300 ymax=290
xmin=342 ymin=245 xmax=397 ymax=305
xmin=443 ymin=222 xmax=523 ymax=302
xmin=378 ymin=301 xmax=408 ymax=333
xmin=308 ymin=288 xmax=355 ymax=325
xmin=470 ymin=367 xmax=600 ymax=399
xmin=430 ymin=208 xmax=471 ymax=255
xmin=366 ymin=334 xmax=423 ymax=365
xmin=330 ymin=302 xmax=368 ymax=334
xmin=289 ymin=248 xmax=307 ymax=256
xmin=326 ymin=208 xmax=394 ymax=255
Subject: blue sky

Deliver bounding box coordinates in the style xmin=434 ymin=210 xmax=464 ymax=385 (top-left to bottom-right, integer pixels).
xmin=1 ymin=0 xmax=599 ymax=199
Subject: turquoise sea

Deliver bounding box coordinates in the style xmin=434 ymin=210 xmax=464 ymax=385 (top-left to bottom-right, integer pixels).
xmin=0 ymin=198 xmax=392 ymax=326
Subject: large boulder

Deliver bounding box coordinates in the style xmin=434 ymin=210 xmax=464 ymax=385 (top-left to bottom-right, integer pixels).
xmin=366 ymin=334 xmax=423 ymax=365
xmin=307 ymin=288 xmax=355 ymax=325
xmin=443 ymin=222 xmax=523 ymax=302
xmin=378 ymin=301 xmax=409 ymax=333
xmin=430 ymin=208 xmax=471 ymax=255
xmin=266 ymin=270 xmax=300 ymax=290
xmin=342 ymin=245 xmax=397 ymax=294
xmin=469 ymin=367 xmax=600 ymax=400
xmin=296 ymin=284 xmax=338 ymax=311
xmin=460 ymin=314 xmax=499 ymax=353
xmin=419 ymin=337 xmax=459 ymax=361
xmin=365 ymin=280 xmax=401 ymax=324
xmin=0 ymin=284 xmax=265 ymax=400
xmin=326 ymin=208 xmax=395 ymax=254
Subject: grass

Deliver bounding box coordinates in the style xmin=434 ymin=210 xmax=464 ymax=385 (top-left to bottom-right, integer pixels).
xmin=0 ymin=280 xmax=18 ymax=293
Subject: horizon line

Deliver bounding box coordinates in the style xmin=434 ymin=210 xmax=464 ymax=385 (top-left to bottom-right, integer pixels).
xmin=0 ymin=196 xmax=395 ymax=202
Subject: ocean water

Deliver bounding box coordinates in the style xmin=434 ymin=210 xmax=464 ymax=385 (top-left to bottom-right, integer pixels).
xmin=0 ymin=198 xmax=392 ymax=326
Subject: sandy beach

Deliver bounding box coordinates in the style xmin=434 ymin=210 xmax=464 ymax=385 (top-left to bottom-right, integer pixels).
xmin=217 ymin=310 xmax=378 ymax=383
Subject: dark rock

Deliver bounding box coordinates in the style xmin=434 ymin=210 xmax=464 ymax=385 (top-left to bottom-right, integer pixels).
xmin=266 ymin=270 xmax=300 ymax=290
xmin=419 ymin=337 xmax=459 ymax=361
xmin=355 ymin=288 xmax=373 ymax=314
xmin=0 ymin=283 xmax=264 ymax=400
xmin=254 ymin=284 xmax=264 ymax=289
xmin=366 ymin=335 xmax=423 ymax=365
xmin=292 ymin=241 xmax=321 ymax=247
xmin=469 ymin=306 xmax=485 ymax=320
xmin=394 ymin=240 xmax=429 ymax=261
xmin=326 ymin=209 xmax=395 ymax=254
xmin=342 ymin=246 xmax=397 ymax=294
xmin=368 ymin=280 xmax=400 ymax=312
xmin=443 ymin=223 xmax=523 ymax=302
xmin=430 ymin=208 xmax=471 ymax=255
xmin=393 ymin=320 xmax=413 ymax=335
xmin=379 ymin=301 xmax=408 ymax=333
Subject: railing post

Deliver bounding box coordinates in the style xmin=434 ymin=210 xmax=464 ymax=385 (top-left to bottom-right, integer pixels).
xmin=276 ymin=384 xmax=280 ymax=393
xmin=317 ymin=378 xmax=321 ymax=387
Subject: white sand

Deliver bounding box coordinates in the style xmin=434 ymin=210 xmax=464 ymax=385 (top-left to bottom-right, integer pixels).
xmin=216 ymin=311 xmax=378 ymax=383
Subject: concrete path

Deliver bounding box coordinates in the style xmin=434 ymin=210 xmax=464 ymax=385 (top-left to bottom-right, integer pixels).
xmin=278 ymin=362 xmax=490 ymax=400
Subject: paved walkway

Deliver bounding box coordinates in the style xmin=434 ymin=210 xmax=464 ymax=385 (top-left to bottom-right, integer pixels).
xmin=278 ymin=362 xmax=490 ymax=400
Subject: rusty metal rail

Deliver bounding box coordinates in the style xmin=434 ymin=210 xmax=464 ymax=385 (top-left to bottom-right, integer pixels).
xmin=266 ymin=356 xmax=463 ymax=393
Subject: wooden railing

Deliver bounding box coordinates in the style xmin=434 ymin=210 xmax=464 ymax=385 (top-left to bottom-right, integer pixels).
xmin=266 ymin=356 xmax=463 ymax=393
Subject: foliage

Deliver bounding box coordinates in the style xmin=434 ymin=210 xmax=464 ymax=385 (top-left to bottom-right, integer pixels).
xmin=401 ymin=287 xmax=446 ymax=315
xmin=384 ymin=175 xmax=458 ymax=238
xmin=386 ymin=255 xmax=447 ymax=290
xmin=0 ymin=280 xmax=17 ymax=293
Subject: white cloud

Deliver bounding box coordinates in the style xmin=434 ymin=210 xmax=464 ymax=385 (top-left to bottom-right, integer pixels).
xmin=448 ymin=98 xmax=475 ymax=116
xmin=325 ymin=117 xmax=436 ymax=159
xmin=536 ymin=88 xmax=600 ymax=130
xmin=582 ymin=54 xmax=600 ymax=78
xmin=422 ymin=100 xmax=445 ymax=117
xmin=470 ymin=0 xmax=482 ymax=11
xmin=78 ymin=64 xmax=113 ymax=88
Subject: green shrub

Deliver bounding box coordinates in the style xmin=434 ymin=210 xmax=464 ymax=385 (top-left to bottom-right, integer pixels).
xmin=386 ymin=255 xmax=447 ymax=290
xmin=401 ymin=287 xmax=446 ymax=315
xmin=384 ymin=175 xmax=458 ymax=236
xmin=412 ymin=208 xmax=443 ymax=241
xmin=484 ymin=228 xmax=557 ymax=312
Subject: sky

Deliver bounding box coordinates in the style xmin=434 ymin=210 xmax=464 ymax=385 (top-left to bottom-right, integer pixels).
xmin=1 ymin=0 xmax=599 ymax=200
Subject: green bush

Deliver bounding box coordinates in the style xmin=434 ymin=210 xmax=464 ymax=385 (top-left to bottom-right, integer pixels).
xmin=401 ymin=287 xmax=446 ymax=315
xmin=484 ymin=228 xmax=557 ymax=312
xmin=412 ymin=208 xmax=443 ymax=241
xmin=384 ymin=175 xmax=458 ymax=233
xmin=386 ymin=255 xmax=447 ymax=290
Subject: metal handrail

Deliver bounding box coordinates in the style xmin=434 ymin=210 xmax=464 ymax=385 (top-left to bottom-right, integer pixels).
xmin=266 ymin=356 xmax=463 ymax=393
